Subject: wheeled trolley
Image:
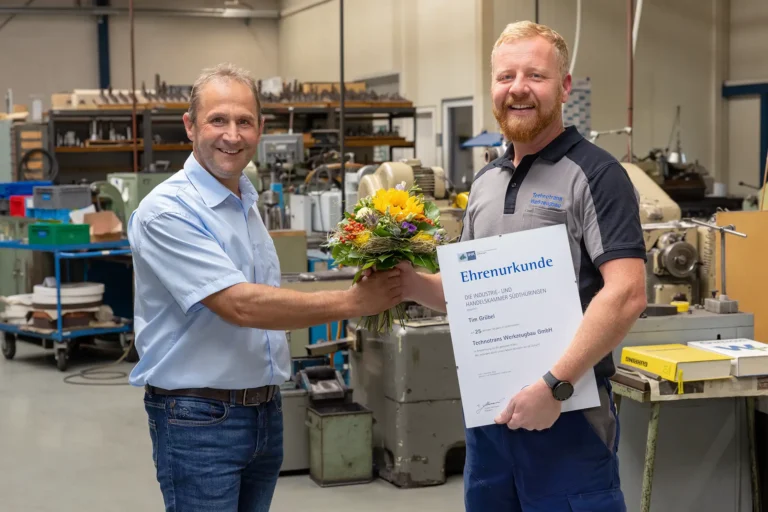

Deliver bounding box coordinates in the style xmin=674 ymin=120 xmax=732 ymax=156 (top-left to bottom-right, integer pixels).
xmin=0 ymin=239 xmax=133 ymax=371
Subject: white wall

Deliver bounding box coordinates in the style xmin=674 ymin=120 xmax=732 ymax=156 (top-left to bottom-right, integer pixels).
xmin=727 ymin=0 xmax=768 ymax=196
xmin=0 ymin=0 xmax=280 ymax=109
xmin=279 ymin=0 xmax=397 ymax=83
xmin=110 ymin=17 xmax=279 ymax=89
xmin=0 ymin=14 xmax=97 ymax=109
xmin=278 ymin=0 xmax=475 ymax=165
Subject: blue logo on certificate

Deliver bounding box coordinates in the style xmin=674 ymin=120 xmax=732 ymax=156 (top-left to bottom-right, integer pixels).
xmin=459 ymin=251 xmax=477 ymax=262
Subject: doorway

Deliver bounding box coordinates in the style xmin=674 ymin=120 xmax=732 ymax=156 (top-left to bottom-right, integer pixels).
xmin=442 ymin=98 xmax=474 ymax=191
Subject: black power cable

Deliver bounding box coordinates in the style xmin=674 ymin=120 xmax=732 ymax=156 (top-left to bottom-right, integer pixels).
xmin=18 ymin=147 xmax=59 ymax=182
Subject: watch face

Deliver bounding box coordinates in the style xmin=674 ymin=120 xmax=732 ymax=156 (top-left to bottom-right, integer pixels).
xmin=554 ymin=382 xmax=574 ymax=401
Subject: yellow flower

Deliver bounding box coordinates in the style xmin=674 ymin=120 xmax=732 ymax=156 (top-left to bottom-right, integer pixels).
xmin=372 ymin=188 xmax=424 ymax=222
xmin=412 ymin=232 xmax=433 ymax=242
xmin=354 ymin=231 xmax=371 ymax=246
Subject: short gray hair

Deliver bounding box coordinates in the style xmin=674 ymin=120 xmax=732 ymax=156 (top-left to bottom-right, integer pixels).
xmin=187 ymin=63 xmax=262 ymax=124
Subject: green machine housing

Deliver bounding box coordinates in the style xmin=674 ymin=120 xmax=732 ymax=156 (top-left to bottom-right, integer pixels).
xmin=107 ymin=172 xmax=175 ymax=222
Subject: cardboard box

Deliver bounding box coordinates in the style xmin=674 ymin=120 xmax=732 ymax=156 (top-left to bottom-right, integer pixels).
xmin=84 ymin=211 xmax=123 ymax=242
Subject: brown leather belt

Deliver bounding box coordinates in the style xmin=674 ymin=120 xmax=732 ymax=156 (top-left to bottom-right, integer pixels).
xmin=145 ymin=384 xmax=278 ymax=406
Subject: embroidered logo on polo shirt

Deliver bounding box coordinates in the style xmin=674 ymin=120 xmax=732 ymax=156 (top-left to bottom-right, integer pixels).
xmin=530 ymin=192 xmax=564 ymax=209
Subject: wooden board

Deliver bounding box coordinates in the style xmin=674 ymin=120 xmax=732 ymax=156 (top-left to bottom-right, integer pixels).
xmin=715 ymin=211 xmax=768 ymax=342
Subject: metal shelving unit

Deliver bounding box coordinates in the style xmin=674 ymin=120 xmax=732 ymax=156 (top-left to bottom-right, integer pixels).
xmin=0 ymin=239 xmax=132 ymax=371
xmin=46 ymin=102 xmax=417 ymax=173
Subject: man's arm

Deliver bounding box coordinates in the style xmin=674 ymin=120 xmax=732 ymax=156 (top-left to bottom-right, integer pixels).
xmin=202 ymin=271 xmax=402 ymax=331
xmin=398 ymin=265 xmax=446 ymax=313
xmin=549 ymin=258 xmax=646 ymax=383
xmin=132 ymin=210 xmax=401 ymax=331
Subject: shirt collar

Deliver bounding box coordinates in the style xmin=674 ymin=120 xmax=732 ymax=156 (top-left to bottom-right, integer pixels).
xmin=500 ymin=125 xmax=584 ymax=167
xmin=184 ymin=153 xmax=257 ymax=209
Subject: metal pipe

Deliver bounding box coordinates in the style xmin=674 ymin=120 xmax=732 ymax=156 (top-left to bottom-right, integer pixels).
xmin=627 ymin=0 xmax=634 ymax=161
xmin=339 ymin=0 xmax=346 ymax=216
xmin=685 ymin=219 xmax=748 ymax=296
xmin=535 ymin=0 xmax=539 ymax=23
xmin=0 ymin=6 xmax=278 ymax=18
xmin=96 ymin=0 xmax=111 ymax=90
xmin=685 ymin=219 xmax=748 ymax=238
xmin=281 ymin=0 xmax=332 ymax=19
xmin=720 ymin=227 xmax=727 ymax=295
xmin=130 ymin=0 xmax=138 ymax=173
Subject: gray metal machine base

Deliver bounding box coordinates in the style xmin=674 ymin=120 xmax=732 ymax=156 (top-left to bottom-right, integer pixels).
xmin=348 ymin=318 xmax=465 ymax=487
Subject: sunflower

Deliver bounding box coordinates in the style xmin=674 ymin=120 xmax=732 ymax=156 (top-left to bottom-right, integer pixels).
xmin=372 ymin=189 xmax=425 ymax=222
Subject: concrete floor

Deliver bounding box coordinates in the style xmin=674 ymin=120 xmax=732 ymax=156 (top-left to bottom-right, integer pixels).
xmin=0 ymin=341 xmax=463 ymax=512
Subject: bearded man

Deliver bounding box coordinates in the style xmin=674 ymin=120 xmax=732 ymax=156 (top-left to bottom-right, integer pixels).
xmin=395 ymin=21 xmax=647 ymax=511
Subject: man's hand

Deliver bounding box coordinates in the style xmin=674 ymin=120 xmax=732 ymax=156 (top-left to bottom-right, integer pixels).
xmin=347 ymin=268 xmax=403 ymax=316
xmin=395 ymin=261 xmax=421 ymax=302
xmin=494 ymin=378 xmax=562 ymax=431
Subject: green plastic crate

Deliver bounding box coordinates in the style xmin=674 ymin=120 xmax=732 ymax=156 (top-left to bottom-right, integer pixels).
xmin=28 ymin=223 xmax=90 ymax=246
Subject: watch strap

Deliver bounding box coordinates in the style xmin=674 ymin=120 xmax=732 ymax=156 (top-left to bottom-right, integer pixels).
xmin=542 ymin=371 xmax=559 ymax=389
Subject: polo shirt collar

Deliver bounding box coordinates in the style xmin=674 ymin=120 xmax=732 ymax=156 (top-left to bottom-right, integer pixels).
xmin=184 ymin=153 xmax=256 ymax=209
xmin=500 ymin=125 xmax=584 ymax=167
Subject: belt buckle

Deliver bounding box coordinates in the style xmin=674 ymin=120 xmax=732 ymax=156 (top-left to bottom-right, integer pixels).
xmin=242 ymin=388 xmax=260 ymax=407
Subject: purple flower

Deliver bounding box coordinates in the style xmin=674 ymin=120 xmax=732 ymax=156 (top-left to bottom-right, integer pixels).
xmin=401 ymin=221 xmax=417 ymax=234
xmin=395 ymin=181 xmax=406 ymax=191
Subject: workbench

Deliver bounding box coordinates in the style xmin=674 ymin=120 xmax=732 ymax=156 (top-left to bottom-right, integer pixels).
xmin=613 ymin=309 xmax=756 ymax=512
xmin=612 ymin=367 xmax=765 ymax=512
xmin=0 ymin=239 xmax=133 ymax=371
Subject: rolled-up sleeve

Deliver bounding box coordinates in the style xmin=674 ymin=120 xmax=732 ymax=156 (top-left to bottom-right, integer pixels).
xmin=135 ymin=211 xmax=247 ymax=314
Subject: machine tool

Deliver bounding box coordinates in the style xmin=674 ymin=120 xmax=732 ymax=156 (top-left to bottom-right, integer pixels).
xmin=257 ymin=134 xmax=305 ymax=230
xmin=621 ymin=162 xmax=723 ymax=307
xmin=97 ymin=172 xmax=175 ymax=225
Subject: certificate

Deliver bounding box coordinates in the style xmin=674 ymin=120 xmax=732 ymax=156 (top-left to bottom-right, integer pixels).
xmin=436 ymin=224 xmax=600 ymax=428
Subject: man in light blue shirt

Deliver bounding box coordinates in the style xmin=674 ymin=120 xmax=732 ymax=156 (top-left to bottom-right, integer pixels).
xmin=129 ymin=63 xmax=402 ymax=512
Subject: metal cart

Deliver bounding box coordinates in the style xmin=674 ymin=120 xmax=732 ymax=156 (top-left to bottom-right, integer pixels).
xmin=0 ymin=239 xmax=133 ymax=371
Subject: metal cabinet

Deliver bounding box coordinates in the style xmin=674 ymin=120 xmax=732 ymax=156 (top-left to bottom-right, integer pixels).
xmin=0 ymin=217 xmax=40 ymax=300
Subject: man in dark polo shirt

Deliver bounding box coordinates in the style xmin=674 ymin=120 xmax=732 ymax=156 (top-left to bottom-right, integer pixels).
xmin=398 ymin=21 xmax=647 ymax=511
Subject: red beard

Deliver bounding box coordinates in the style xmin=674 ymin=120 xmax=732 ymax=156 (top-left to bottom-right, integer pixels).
xmin=493 ymin=91 xmax=562 ymax=143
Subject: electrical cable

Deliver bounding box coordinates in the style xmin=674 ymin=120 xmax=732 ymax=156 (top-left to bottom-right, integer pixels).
xmin=632 ymin=0 xmax=643 ymax=58
xmin=568 ymin=0 xmax=582 ymax=76
xmin=18 ymin=147 xmax=58 ymax=182
xmin=62 ymin=335 xmax=135 ymax=386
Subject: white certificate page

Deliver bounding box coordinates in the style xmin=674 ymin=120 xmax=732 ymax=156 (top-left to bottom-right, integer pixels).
xmin=436 ymin=224 xmax=600 ymax=428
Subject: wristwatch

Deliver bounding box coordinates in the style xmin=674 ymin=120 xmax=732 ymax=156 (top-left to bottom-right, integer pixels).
xmin=543 ymin=371 xmax=574 ymax=401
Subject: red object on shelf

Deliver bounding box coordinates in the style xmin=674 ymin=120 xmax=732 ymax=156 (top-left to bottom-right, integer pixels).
xmin=9 ymin=195 xmax=31 ymax=217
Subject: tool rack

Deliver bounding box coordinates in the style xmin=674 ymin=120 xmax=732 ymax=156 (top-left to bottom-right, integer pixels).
xmin=0 ymin=239 xmax=132 ymax=371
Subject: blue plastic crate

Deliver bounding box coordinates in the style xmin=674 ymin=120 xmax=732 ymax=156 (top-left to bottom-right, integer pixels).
xmin=26 ymin=207 xmax=71 ymax=224
xmin=0 ymin=180 xmax=53 ymax=199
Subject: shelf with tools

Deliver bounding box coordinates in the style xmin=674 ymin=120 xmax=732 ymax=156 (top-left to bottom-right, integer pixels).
xmin=37 ymin=101 xmax=417 ymax=181
xmin=54 ymin=143 xmax=193 ymax=154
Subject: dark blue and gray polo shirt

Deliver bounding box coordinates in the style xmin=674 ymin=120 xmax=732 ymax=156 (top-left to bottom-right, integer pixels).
xmin=460 ymin=125 xmax=646 ymax=378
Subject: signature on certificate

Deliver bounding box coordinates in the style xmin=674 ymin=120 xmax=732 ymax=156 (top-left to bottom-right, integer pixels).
xmin=476 ymin=399 xmax=504 ymax=414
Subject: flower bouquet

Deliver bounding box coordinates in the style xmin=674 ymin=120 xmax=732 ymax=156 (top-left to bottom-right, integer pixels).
xmin=326 ymin=182 xmax=450 ymax=333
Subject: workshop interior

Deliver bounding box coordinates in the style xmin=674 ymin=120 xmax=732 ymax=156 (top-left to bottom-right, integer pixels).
xmin=1 ymin=0 xmax=768 ymax=511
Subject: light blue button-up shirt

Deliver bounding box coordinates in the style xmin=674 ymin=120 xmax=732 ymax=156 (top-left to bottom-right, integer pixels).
xmin=127 ymin=154 xmax=291 ymax=390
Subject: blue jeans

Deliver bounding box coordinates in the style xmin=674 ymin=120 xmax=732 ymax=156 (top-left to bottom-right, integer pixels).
xmin=464 ymin=379 xmax=626 ymax=512
xmin=143 ymin=389 xmax=284 ymax=512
